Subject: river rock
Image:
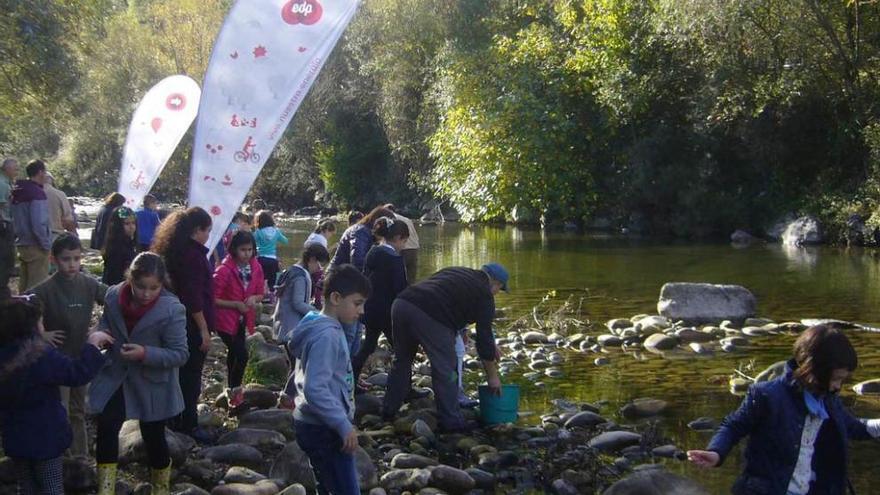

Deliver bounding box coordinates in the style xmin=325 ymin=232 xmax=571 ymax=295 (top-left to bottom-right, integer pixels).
xmin=602 ymin=469 xmax=709 ymax=495
xmin=742 ymin=326 xmax=769 ymax=337
xmin=119 ymin=421 xmax=194 ymax=466
xmin=720 ymin=336 xmax=749 ymax=347
xmin=607 ymin=319 xmax=631 ymax=331
xmin=730 ymin=230 xmax=758 ymax=245
xmin=412 ymin=419 xmax=435 ymax=441
xmin=621 ymin=398 xmax=668 ymax=418
xmin=588 ymin=431 xmax=642 ymax=453
xmin=240 ymin=385 xmax=278 ymax=410
xmin=428 ymin=465 xmax=475 ymax=494
xmin=643 ymin=333 xmax=678 ymax=352
xmin=755 ymin=360 xmax=787 ymax=382
xmin=211 ymin=480 xmax=279 ymax=495
xmin=687 ymin=417 xmax=717 ymax=431
xmin=201 ymin=444 xmax=263 ymax=467
xmin=174 ymin=483 xmax=212 ymax=495
xmin=218 ymin=428 xmax=286 ymax=449
xmin=658 ymin=283 xmax=756 ymax=324
xmin=270 ymin=442 xmax=316 ymax=491
xmin=552 ymin=478 xmax=579 ymax=495
xmin=356 ymin=447 xmax=379 ymax=489
xmin=633 ymin=316 xmax=669 ymax=334
xmin=598 ymin=335 xmax=623 ymax=347
xmin=853 ymin=379 xmax=880 ymax=395
xmin=63 ymin=457 xmax=96 ymax=492
xmin=223 ymin=466 xmax=267 ymax=484
xmin=381 ymin=469 xmax=432 ymax=491
xmin=356 ymin=393 xmax=384 ymax=417
xmin=688 ymin=343 xmax=713 ymax=355
xmin=464 ymin=468 xmax=495 ymax=490
xmin=651 ymin=444 xmax=684 ymax=459
xmin=277 ymin=485 xmax=307 ymax=495
xmin=368 ymin=490 xmax=387 ymax=495
xmin=564 ymin=411 xmax=605 ymax=429
xmin=782 ymin=216 xmax=822 ymax=246
xmin=595 ymin=357 xmax=610 ymax=366
xmin=522 ymin=331 xmax=549 ymax=344
xmin=239 ymin=409 xmax=295 ymax=439
xmin=675 ymin=328 xmax=714 ymax=343
xmin=391 ymin=453 xmax=439 ymax=469
xmin=366 ymin=373 xmax=389 ymax=387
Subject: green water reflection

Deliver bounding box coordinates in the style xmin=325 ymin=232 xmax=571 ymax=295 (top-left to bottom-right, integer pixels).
xmin=277 ymin=219 xmax=880 ymax=493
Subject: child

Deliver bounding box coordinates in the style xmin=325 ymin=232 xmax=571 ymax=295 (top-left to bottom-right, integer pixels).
xmin=688 ymin=324 xmax=880 ymax=495
xmin=102 ymin=206 xmax=138 ymax=285
xmin=274 ymin=244 xmax=330 ymax=409
xmin=88 ymin=253 xmax=189 ymax=495
xmin=351 ymin=216 xmax=409 ymax=382
xmin=253 ymin=210 xmax=289 ymax=297
xmin=151 ymin=207 xmax=214 ymax=440
xmin=215 ymin=212 xmax=251 ymax=266
xmin=0 ymin=296 xmax=113 ymax=495
xmin=213 ymin=231 xmax=265 ymax=392
xmin=29 ymin=233 xmax=109 ymax=457
xmin=136 ymin=195 xmax=161 ymax=251
xmin=91 ymin=192 xmax=125 ymax=250
xmin=304 ymin=219 xmax=336 ymax=310
xmin=289 ymin=264 xmax=371 ymax=495
xmin=329 ymin=206 xmax=393 ymax=272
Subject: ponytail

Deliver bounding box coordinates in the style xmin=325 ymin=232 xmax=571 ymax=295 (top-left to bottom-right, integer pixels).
xmin=372 ymin=216 xmax=409 ymax=240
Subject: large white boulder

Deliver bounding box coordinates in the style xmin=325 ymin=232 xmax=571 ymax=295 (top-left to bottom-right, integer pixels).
xmin=657 ymin=283 xmax=756 ymax=324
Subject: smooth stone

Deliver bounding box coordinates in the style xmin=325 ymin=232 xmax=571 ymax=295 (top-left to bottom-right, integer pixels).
xmin=552 ymin=479 xmax=579 ymax=495
xmin=277 ymin=484 xmax=307 ymax=495
xmin=548 ymin=352 xmax=565 ymax=364
xmin=173 ymin=483 xmax=212 ymax=495
xmin=476 ymin=451 xmax=518 ymax=470
xmin=643 ymin=333 xmax=678 ymax=351
xmin=721 ymin=343 xmax=738 ymax=353
xmin=63 ymin=457 xmax=96 ymax=492
xmin=853 ymin=378 xmax=880 ymax=395
xmin=464 ymin=468 xmax=495 ymax=490
xmin=428 ymin=465 xmax=475 ymax=493
xmin=651 ymin=444 xmax=684 ymax=459
xmin=657 ymin=283 xmax=756 ymax=324
xmin=412 ymin=419 xmax=435 ymax=441
xmin=238 ymin=409 xmax=295 ymax=439
xmin=588 ymin=431 xmax=642 ymax=453
xmin=729 ymin=377 xmax=751 ymax=394
xmin=594 ymin=357 xmax=610 ymax=366
xmin=633 ymin=316 xmax=670 ymax=330
xmin=598 ymin=335 xmax=623 ymax=347
xmin=119 ymin=421 xmax=195 ymax=466
xmin=368 ymin=489 xmax=387 ymax=495
xmin=240 ymin=385 xmax=279 ymax=410
xmin=218 ymin=428 xmax=286 ymax=449
xmin=607 ymin=319 xmax=632 ymax=330
xmin=223 ymin=467 xmax=267 ymax=484
xmin=366 ymin=373 xmax=389 ymax=387
xmin=754 ymin=360 xmax=787 ymax=383
xmin=355 ymin=446 xmax=379 ymax=489
xmin=391 ymin=453 xmax=439 ymax=469
xmin=564 ymin=411 xmax=605 ymax=429
xmin=198 ymin=404 xmax=225 ymax=428
xmin=687 ymin=417 xmax=717 ymax=431
xmin=201 ymin=444 xmax=263 ymax=468
xmin=545 ymin=368 xmax=564 ymax=378
xmin=741 ymin=326 xmax=768 ymax=337
xmin=602 ymin=470 xmax=709 ymax=495
xmin=620 ymin=398 xmax=668 ymax=418
xmin=380 ymin=468 xmax=432 ymax=491
xmin=744 ymin=317 xmax=775 ymax=326
xmin=688 ymin=342 xmax=713 ymax=355
xmin=522 ymin=331 xmax=549 ymax=344
xmin=720 ymin=336 xmax=749 ymax=347
xmin=269 ymin=442 xmax=315 ymax=491
xmin=211 ymin=480 xmax=279 ymax=495
xmin=675 ymin=328 xmax=714 ymax=343
xmin=355 ymin=393 xmax=384 ymax=417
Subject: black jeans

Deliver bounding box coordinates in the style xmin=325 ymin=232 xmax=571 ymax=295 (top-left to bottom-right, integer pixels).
xmin=171 ymin=328 xmax=206 ymax=433
xmin=219 ymin=323 xmax=248 ymax=389
xmin=351 ymin=323 xmax=393 ymax=380
xmin=96 ymin=388 xmax=169 ymax=468
xmin=0 ymin=222 xmax=15 ymax=300
xmin=257 ymin=256 xmax=280 ymax=293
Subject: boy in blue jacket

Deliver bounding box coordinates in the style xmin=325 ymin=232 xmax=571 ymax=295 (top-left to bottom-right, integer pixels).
xmin=290 ymin=264 xmax=371 ymax=495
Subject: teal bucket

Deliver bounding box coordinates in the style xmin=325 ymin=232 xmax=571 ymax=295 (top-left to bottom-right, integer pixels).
xmin=478 ymin=384 xmax=520 ymax=425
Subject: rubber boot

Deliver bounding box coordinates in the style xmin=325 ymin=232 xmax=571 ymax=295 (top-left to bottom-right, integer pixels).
xmin=96 ymin=463 xmax=117 ymax=495
xmin=150 ymin=461 xmax=172 ymax=495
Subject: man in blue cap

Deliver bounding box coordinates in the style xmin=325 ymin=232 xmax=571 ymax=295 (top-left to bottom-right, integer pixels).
xmin=382 ymin=262 xmax=508 ymax=433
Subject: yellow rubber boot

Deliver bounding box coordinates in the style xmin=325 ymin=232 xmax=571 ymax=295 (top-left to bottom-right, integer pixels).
xmin=150 ymin=461 xmax=172 ymax=495
xmin=96 ymin=463 xmax=117 ymax=495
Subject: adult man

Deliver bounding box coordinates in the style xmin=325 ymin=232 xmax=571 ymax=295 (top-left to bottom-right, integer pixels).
xmin=12 ymin=159 xmax=51 ymax=291
xmin=44 ymin=172 xmax=75 ymax=239
xmin=384 ymin=203 xmax=420 ymax=283
xmin=382 ymin=262 xmax=508 ymax=432
xmin=0 ymin=158 xmax=18 ymax=299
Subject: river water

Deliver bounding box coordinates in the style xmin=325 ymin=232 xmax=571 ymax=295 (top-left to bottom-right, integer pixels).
xmin=279 ymin=219 xmax=880 ymax=492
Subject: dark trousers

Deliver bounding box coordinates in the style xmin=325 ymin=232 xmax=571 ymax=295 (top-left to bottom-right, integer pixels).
xmin=382 ymin=299 xmax=464 ymax=430
xmin=295 ymin=422 xmax=359 ymax=495
xmin=96 ymin=388 xmax=170 ymax=468
xmin=401 ymin=249 xmax=418 ymax=284
xmin=219 ymin=324 xmax=249 ymax=388
xmin=13 ymin=457 xmax=63 ymax=495
xmin=172 ymin=329 xmax=207 ymax=433
xmin=258 ymin=256 xmax=280 ymax=293
xmin=0 ymin=222 xmax=15 ymax=300
xmin=351 ymin=323 xmax=393 ymax=380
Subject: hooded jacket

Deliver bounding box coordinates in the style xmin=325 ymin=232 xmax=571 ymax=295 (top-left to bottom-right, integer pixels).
xmin=707 ymin=359 xmax=873 ymax=495
xmin=290 ymin=311 xmax=355 ymax=439
xmin=11 ymin=179 xmax=50 ymax=250
xmin=254 ymin=226 xmax=289 ymax=259
xmin=273 ymin=264 xmax=313 ymax=343
xmin=0 ymin=337 xmax=104 ymax=459
xmin=329 ymin=223 xmax=373 ymax=272
xmin=213 ymin=254 xmax=265 ymax=335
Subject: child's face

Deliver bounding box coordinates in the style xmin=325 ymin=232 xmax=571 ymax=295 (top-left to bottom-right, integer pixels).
xmin=146 ymin=201 xmax=158 ymax=210
xmin=234 ymin=243 xmax=254 ymax=264
xmin=387 ymin=235 xmax=408 ymax=252
xmin=131 ymin=274 xmax=163 ymax=305
xmin=192 ymin=226 xmax=212 ymax=244
xmin=828 ymin=368 xmax=851 ymax=394
xmin=123 ymin=217 xmax=136 ymax=239
xmin=306 ymin=258 xmax=323 ymax=275
xmin=328 ymin=292 xmax=366 ymax=324
xmin=52 ymin=248 xmax=82 ymax=278
xmin=236 ymin=220 xmax=251 ymax=232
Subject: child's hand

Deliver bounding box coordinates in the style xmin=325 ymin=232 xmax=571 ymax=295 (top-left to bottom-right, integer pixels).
xmin=245 ymin=295 xmax=262 ymax=308
xmin=341 ymin=429 xmax=358 ymax=453
xmin=120 ymin=343 xmax=146 ymax=361
xmin=41 ymin=329 xmax=66 ymax=347
xmin=199 ymin=329 xmax=211 ymax=353
xmin=236 ymin=301 xmax=250 ymax=314
xmin=687 ymin=450 xmax=720 ymax=468
xmin=87 ymin=331 xmax=115 ymax=350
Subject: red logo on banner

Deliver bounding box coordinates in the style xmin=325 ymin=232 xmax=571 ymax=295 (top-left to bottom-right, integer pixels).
xmin=281 ymin=0 xmax=323 ymax=25
xmin=165 ymin=93 xmax=186 ymax=111
xmin=210 ymin=206 xmax=222 ymax=216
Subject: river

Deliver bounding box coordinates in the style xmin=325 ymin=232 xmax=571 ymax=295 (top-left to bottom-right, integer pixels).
xmin=276 ymin=218 xmax=880 ymax=493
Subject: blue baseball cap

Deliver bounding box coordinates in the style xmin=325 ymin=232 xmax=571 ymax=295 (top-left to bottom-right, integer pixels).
xmin=482 ymin=262 xmax=509 ymax=292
